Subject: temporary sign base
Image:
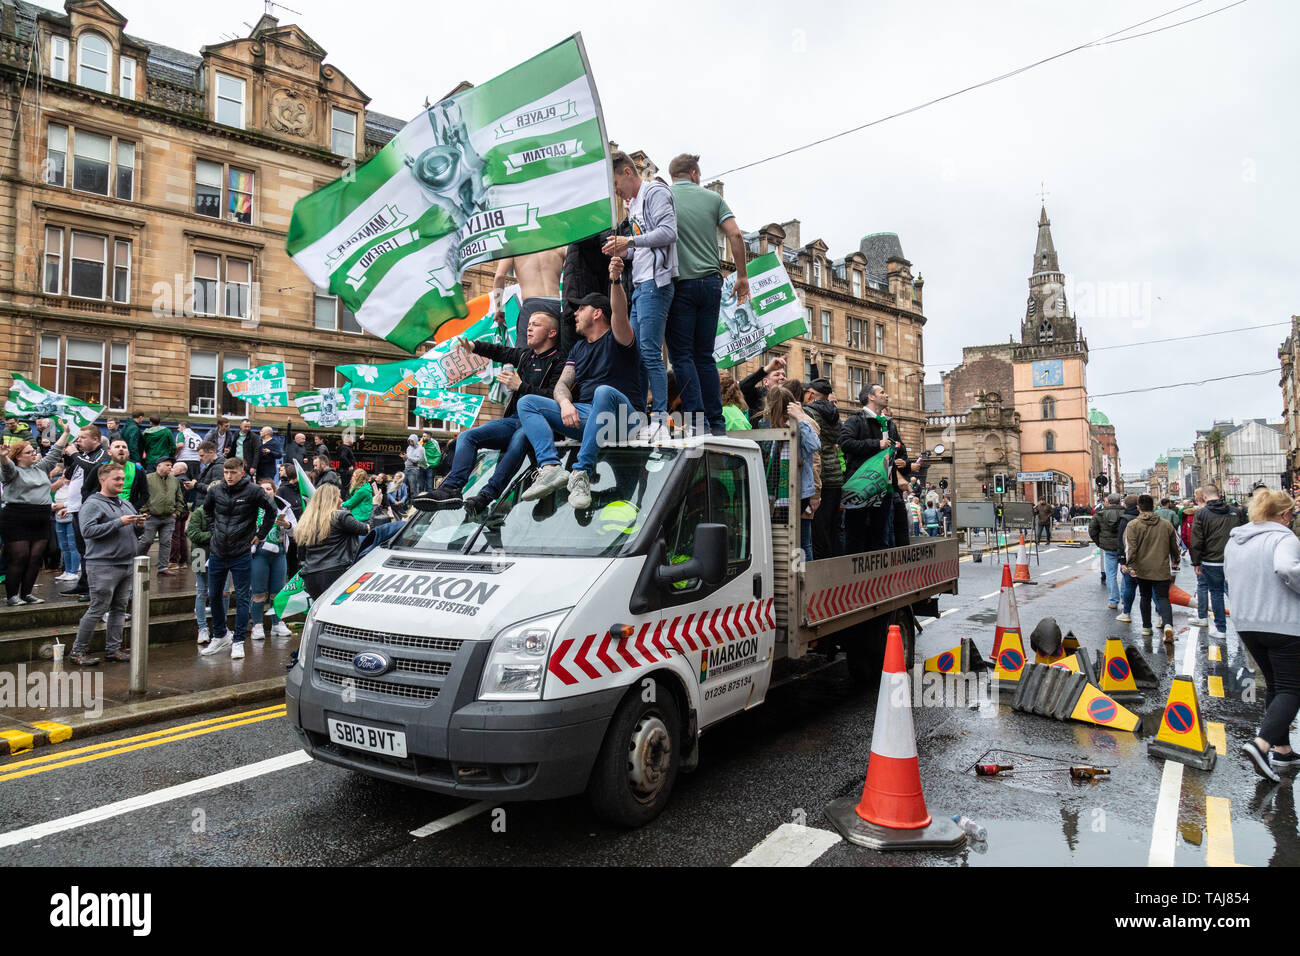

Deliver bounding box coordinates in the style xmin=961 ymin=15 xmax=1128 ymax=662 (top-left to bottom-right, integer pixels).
xmin=824 ymin=797 xmax=966 ymax=851
xmin=1148 ymin=739 xmax=1217 ymax=771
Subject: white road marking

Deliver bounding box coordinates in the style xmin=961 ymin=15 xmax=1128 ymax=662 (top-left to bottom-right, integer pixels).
xmin=979 ymin=591 xmax=1001 ymax=600
xmin=410 ymin=801 xmax=494 ymax=838
xmin=1041 ymin=566 xmax=1068 ymax=575
xmin=1039 ymin=548 xmax=1058 ymax=555
xmin=1076 ymin=556 xmax=1094 ymax=565
xmin=1148 ymin=595 xmax=1205 ymax=867
xmin=940 ymin=609 xmax=959 ymax=617
xmin=0 ymin=750 xmax=311 ymax=849
xmin=733 ymin=823 xmax=841 ymax=867
xmin=1148 ymin=761 xmax=1185 ymax=867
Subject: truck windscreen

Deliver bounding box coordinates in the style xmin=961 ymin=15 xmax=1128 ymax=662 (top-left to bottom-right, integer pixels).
xmin=394 ymin=447 xmax=681 ymax=558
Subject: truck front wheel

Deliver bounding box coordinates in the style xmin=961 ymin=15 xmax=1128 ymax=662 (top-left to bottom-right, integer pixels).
xmin=587 ymin=680 xmax=681 ymax=827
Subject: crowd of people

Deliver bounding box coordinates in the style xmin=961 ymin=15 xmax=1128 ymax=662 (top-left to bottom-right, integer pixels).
xmin=0 ymin=408 xmax=429 ymax=664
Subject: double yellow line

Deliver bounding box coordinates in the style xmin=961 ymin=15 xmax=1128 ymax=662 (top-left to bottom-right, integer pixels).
xmin=0 ymin=704 xmax=287 ymax=784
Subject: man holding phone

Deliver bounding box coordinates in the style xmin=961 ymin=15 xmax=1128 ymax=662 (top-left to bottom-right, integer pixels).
xmin=68 ymin=462 xmax=144 ymax=665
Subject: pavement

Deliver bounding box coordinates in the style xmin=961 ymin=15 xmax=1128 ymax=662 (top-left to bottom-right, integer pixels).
xmin=0 ymin=562 xmax=294 ymax=756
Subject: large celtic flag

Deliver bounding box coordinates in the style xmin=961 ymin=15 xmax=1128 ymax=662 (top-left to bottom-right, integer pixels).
xmin=713 ymin=252 xmax=809 ymax=369
xmin=6 ymin=372 xmax=103 ymax=430
xmin=223 ymin=362 xmax=288 ymax=408
xmin=286 ymin=35 xmax=613 ymax=353
xmin=414 ymin=388 xmax=484 ymax=429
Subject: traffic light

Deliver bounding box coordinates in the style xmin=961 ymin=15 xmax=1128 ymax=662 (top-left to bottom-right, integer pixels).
xmin=939 ymin=477 xmax=948 ymax=490
xmin=982 ymin=482 xmax=989 ymax=496
xmin=1095 ymin=475 xmax=1109 ymax=488
xmin=993 ymin=473 xmax=1006 ymax=495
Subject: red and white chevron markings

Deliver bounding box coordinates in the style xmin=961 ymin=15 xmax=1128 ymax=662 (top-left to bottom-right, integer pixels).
xmin=548 ymin=598 xmax=776 ymax=686
xmin=804 ymin=559 xmax=959 ymax=623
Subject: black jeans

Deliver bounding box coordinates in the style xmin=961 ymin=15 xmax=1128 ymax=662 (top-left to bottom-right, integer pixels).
xmin=1137 ymin=578 xmax=1173 ymax=630
xmin=1239 ymin=630 xmax=1300 ymax=748
xmin=1035 ymin=522 xmax=1051 ymax=545
xmin=812 ymin=486 xmax=842 ymax=559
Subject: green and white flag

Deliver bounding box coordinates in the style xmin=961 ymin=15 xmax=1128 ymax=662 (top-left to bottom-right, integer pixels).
xmin=414 ymin=388 xmax=484 ymax=429
xmin=840 ymin=442 xmax=894 ymax=511
xmin=297 ymin=465 xmax=316 ymax=502
xmin=713 ymin=253 xmax=809 ymax=369
xmin=286 ymin=35 xmax=613 ymax=353
xmin=293 ymin=386 xmax=366 ymax=428
xmin=223 ymin=362 xmax=288 ymax=407
xmin=273 ymin=572 xmax=310 ymax=620
xmin=6 ymin=372 xmax=103 ymax=430
xmin=337 ymin=309 xmax=512 ymax=409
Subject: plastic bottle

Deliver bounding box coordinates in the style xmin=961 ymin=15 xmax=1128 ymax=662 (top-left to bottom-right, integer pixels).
xmin=952 ymin=814 xmax=987 ymax=841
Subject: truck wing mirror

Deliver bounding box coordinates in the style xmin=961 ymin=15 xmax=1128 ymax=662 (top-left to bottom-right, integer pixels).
xmin=656 ymin=523 xmax=728 ymax=589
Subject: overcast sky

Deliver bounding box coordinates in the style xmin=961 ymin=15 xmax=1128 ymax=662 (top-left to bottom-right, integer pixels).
xmin=105 ymin=0 xmax=1297 ymax=469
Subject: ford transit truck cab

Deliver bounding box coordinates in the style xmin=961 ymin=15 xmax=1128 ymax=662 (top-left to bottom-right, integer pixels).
xmin=286 ymin=431 xmax=958 ymax=826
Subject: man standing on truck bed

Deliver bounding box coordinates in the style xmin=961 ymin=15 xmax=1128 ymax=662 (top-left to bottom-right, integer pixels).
xmin=418 ymin=307 xmax=567 ymax=513
xmin=518 ymin=255 xmax=640 ymax=511
xmin=840 ymin=383 xmax=909 ymax=552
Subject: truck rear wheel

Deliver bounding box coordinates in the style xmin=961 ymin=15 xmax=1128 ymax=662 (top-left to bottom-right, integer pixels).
xmin=587 ymin=679 xmax=682 ymax=827
xmin=845 ymin=614 xmax=915 ymax=687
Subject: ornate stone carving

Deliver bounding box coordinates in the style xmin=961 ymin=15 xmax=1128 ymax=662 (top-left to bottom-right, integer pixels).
xmin=268 ymin=87 xmax=314 ymax=137
xmin=276 ymin=45 xmax=310 ymax=71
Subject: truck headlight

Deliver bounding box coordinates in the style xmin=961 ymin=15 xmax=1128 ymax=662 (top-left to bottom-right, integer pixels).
xmin=478 ymin=609 xmax=570 ymax=701
xmin=294 ymin=612 xmax=319 ymax=674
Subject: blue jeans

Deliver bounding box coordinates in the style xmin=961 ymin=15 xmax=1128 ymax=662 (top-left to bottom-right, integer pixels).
xmin=1121 ymin=570 xmax=1137 ymax=615
xmin=666 ymin=275 xmax=724 ymax=432
xmin=630 ymin=280 xmax=674 ymax=416
xmin=443 ymin=415 xmax=531 ymax=498
xmin=55 ymin=519 xmax=79 ymax=574
xmin=517 ymin=386 xmax=641 ymax=475
xmin=195 ymin=568 xmax=208 ymax=627
xmin=208 ymin=551 xmax=252 ymax=643
xmin=250 ymin=548 xmax=287 ymax=625
xmin=1198 ymin=564 xmax=1227 ymax=630
xmin=1104 ymin=550 xmax=1121 ymax=605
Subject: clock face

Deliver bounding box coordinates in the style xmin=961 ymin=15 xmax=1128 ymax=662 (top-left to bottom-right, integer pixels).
xmin=1032 ymin=359 xmax=1063 ymax=388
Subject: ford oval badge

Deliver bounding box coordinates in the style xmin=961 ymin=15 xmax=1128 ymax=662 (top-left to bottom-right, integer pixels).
xmin=353 ymin=651 xmax=392 ymax=676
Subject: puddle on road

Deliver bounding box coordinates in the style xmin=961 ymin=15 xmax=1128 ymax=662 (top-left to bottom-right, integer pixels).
xmin=949 ymin=815 xmax=1150 ymax=866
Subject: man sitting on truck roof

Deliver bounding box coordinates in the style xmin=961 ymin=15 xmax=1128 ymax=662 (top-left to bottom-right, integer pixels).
xmin=416 ymin=306 xmax=567 ymax=514
xmin=517 ymin=254 xmax=642 ymax=512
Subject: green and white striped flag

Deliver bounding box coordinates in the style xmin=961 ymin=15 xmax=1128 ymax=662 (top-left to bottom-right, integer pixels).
xmin=286 ymin=35 xmax=613 ymax=353
xmin=713 ymin=252 xmax=810 ymax=369
xmin=6 ymin=372 xmax=103 ymax=430
xmin=293 ymin=386 xmax=366 ymax=428
xmin=223 ymin=362 xmax=288 ymax=407
xmin=414 ymin=388 xmax=484 ymax=429
xmin=273 ymin=572 xmax=310 ymax=619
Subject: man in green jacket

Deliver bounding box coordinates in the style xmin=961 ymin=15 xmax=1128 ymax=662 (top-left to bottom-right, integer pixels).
xmin=141 ymin=459 xmax=186 ymax=577
xmin=120 ymin=412 xmax=145 ymax=465
xmin=1121 ymin=494 xmax=1181 ymax=643
xmin=141 ymin=415 xmax=176 ymax=470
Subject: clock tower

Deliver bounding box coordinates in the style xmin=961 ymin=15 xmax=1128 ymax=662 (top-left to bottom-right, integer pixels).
xmin=1012 ymin=205 xmax=1093 ymax=506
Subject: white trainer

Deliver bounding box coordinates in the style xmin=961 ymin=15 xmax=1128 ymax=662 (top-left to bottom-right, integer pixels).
xmin=567 ymin=470 xmax=592 ymax=510
xmin=231 ymin=641 xmax=245 ymax=660
xmin=1189 ymin=616 xmax=1209 ymax=626
xmin=1115 ymin=613 xmax=1132 ymax=623
xmin=271 ymin=621 xmax=291 ymax=637
xmin=251 ymin=623 xmax=265 ymax=642
xmin=196 ymin=626 xmax=211 ymax=645
xmin=521 ymin=464 xmax=570 ymax=501
xmin=201 ymin=636 xmax=232 ymax=656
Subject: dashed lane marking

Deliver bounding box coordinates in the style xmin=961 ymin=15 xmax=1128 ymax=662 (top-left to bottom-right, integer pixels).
xmin=940 ymin=609 xmax=959 ymax=617
xmin=1041 ymin=566 xmax=1068 ymax=575
xmin=410 ymin=801 xmax=494 ymax=838
xmin=1076 ymin=556 xmax=1094 ymax=564
xmin=1148 ymin=600 xmax=1203 ymax=867
xmin=0 ymin=750 xmax=310 ymax=849
xmin=733 ymin=823 xmax=842 ymax=866
xmin=1205 ymin=796 xmax=1242 ymax=867
xmin=1208 ymin=676 xmax=1225 ymax=698
xmin=979 ymin=591 xmax=1000 ymax=600
xmin=1207 ymin=721 xmax=1227 ymax=756
xmin=1208 ymin=645 xmax=1222 ymax=662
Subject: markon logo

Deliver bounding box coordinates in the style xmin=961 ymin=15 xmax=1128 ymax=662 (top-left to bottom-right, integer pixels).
xmin=333 ymin=572 xmax=373 ymax=605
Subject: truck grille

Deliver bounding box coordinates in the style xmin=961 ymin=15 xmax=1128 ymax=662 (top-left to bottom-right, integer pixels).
xmin=315 ymin=669 xmax=440 ymax=701
xmin=316 ymin=644 xmax=451 ymax=677
xmin=312 ymin=623 xmax=462 ymax=703
xmin=319 ymin=621 xmax=463 ymax=652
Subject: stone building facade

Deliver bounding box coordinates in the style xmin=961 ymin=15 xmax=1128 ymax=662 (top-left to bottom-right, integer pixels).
xmin=923 ymin=391 xmax=1021 ymax=503
xmin=1089 ymin=408 xmax=1121 ymax=498
xmin=1279 ymin=315 xmax=1300 ymax=488
xmin=0 ymin=0 xmax=498 ymax=449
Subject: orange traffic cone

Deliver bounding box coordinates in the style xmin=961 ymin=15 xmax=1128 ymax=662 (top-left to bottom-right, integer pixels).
xmin=825 ymin=625 xmax=966 ymax=850
xmin=1167 ymin=583 xmax=1228 ymax=616
xmin=1013 ymin=533 xmax=1035 ymax=583
xmin=991 ymin=565 xmax=1019 ymax=658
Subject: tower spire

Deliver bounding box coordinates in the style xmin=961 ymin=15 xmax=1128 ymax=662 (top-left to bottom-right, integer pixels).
xmin=1033 ymin=205 xmax=1059 ymax=275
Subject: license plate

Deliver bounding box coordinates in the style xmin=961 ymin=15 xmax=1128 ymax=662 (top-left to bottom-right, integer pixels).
xmin=327 ymin=718 xmax=408 ymax=758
